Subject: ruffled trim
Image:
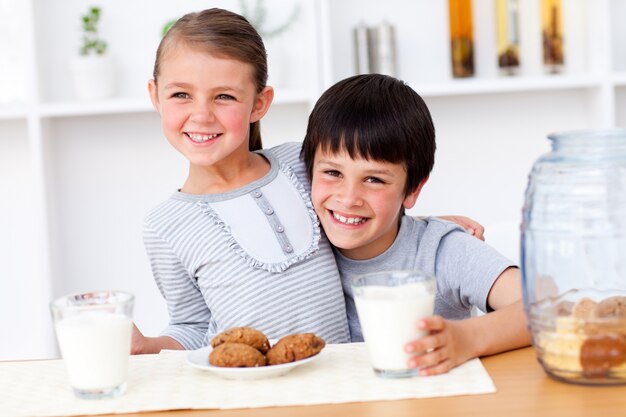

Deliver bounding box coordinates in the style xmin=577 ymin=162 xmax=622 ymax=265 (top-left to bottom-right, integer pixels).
xmin=196 ymin=163 xmax=321 ymax=273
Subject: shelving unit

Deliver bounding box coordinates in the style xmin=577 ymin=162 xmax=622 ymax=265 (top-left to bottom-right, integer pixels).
xmin=1 ymin=0 xmax=624 ymax=360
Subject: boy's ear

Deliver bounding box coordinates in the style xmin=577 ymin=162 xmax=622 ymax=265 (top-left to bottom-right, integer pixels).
xmin=250 ymin=86 xmax=274 ymax=123
xmin=403 ymin=177 xmax=429 ymax=210
xmin=148 ymin=79 xmax=161 ymax=112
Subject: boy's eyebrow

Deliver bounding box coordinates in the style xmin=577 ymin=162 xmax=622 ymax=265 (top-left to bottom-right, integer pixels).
xmin=316 ymin=158 xmax=398 ymax=177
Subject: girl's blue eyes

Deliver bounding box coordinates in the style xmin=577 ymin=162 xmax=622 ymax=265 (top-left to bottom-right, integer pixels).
xmin=170 ymin=93 xmax=235 ymax=100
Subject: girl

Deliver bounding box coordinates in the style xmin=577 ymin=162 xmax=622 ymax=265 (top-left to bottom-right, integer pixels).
xmin=132 ymin=8 xmax=484 ymax=354
xmin=132 ymin=8 xmax=351 ymax=353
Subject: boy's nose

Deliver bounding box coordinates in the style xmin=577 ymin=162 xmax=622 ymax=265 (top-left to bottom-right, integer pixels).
xmin=336 ymin=182 xmax=363 ymax=208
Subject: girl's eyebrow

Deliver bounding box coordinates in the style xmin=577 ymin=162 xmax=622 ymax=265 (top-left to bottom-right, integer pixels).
xmin=163 ymin=82 xmax=193 ymax=90
xmin=163 ymin=82 xmax=245 ymax=93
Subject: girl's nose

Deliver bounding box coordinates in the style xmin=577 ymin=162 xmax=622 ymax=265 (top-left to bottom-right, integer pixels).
xmin=190 ymin=101 xmax=215 ymax=123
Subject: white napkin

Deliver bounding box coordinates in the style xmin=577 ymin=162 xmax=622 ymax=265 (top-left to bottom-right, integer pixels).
xmin=0 ymin=343 xmax=495 ymax=417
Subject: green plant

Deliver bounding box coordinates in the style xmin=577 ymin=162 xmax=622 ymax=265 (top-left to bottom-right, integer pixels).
xmin=240 ymin=0 xmax=300 ymax=38
xmin=79 ymin=6 xmax=107 ymax=56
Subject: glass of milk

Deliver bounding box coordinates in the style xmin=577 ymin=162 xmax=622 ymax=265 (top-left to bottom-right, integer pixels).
xmin=352 ymin=270 xmax=436 ymax=378
xmin=50 ymin=291 xmax=134 ymax=399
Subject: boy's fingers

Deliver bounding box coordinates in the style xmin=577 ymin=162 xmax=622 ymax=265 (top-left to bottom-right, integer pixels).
xmin=405 ymin=331 xmax=446 ymax=354
xmin=418 ymin=315 xmax=446 ymax=330
xmin=408 ymin=345 xmax=449 ymax=369
xmin=419 ymin=358 xmax=454 ymax=376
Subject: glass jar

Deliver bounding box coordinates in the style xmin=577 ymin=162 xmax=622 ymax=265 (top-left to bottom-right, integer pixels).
xmin=521 ymin=129 xmax=626 ymax=385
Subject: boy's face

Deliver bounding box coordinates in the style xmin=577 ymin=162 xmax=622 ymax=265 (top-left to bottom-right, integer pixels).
xmin=311 ymin=147 xmax=423 ymax=260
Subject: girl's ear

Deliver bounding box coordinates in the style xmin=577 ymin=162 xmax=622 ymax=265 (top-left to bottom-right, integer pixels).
xmin=148 ymin=79 xmax=161 ymax=112
xmin=249 ymin=86 xmax=274 ymax=123
xmin=403 ymin=177 xmax=429 ymax=210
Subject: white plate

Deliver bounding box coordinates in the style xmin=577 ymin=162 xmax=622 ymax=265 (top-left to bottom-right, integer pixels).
xmin=186 ymin=345 xmax=321 ymax=380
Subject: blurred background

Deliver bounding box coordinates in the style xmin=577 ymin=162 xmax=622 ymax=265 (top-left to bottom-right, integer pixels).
xmin=1 ymin=0 xmax=625 ymax=359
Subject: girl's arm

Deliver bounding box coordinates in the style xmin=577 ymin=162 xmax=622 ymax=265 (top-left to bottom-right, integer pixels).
xmin=417 ymin=215 xmax=485 ymax=240
xmin=132 ymin=323 xmax=184 ymax=354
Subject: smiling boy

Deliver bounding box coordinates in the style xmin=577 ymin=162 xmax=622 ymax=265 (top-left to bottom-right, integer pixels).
xmin=301 ymin=74 xmax=531 ymax=375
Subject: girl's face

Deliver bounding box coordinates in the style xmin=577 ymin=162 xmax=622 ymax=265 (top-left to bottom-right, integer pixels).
xmin=311 ymin=147 xmax=424 ymax=260
xmin=149 ymin=43 xmax=271 ymax=171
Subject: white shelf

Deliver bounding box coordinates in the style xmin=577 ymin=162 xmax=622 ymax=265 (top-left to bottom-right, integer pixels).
xmin=13 ymin=89 xmax=313 ymax=120
xmin=612 ymin=72 xmax=626 ymax=87
xmin=0 ymin=103 xmax=30 ymax=120
xmin=412 ymin=74 xmax=603 ymax=98
xmin=37 ymin=97 xmax=154 ymax=118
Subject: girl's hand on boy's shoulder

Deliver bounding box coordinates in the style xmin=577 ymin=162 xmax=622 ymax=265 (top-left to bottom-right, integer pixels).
xmin=437 ymin=215 xmax=485 ymax=241
xmin=403 ymin=315 xmax=476 ymax=376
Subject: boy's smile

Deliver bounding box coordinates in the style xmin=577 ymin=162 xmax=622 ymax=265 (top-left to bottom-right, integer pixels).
xmin=311 ymin=148 xmax=423 ymax=260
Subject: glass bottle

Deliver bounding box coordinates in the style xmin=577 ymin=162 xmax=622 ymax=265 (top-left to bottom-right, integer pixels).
xmin=541 ymin=0 xmax=564 ymax=73
xmin=495 ymin=0 xmax=520 ymax=75
xmin=521 ymin=129 xmax=626 ymax=385
xmin=448 ymin=0 xmax=474 ymax=78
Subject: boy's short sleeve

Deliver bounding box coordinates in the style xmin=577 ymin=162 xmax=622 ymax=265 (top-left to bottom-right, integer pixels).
xmin=433 ymin=229 xmax=516 ymax=317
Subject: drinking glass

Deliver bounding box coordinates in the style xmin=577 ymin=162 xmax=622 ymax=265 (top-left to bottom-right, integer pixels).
xmin=50 ymin=291 xmax=134 ymax=399
xmin=352 ymin=270 xmax=436 ymax=378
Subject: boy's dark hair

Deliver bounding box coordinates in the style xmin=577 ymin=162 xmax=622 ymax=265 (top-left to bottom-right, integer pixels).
xmin=301 ymin=74 xmax=435 ymax=195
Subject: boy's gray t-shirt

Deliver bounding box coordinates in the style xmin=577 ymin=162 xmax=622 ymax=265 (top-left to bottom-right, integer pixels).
xmin=335 ymin=216 xmax=516 ymax=342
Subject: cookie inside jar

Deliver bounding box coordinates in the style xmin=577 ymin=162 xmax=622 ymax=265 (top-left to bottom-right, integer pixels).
xmin=532 ymin=289 xmax=626 ymax=385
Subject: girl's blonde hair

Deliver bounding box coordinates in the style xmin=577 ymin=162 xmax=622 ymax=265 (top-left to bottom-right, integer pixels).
xmin=153 ymin=8 xmax=268 ymax=151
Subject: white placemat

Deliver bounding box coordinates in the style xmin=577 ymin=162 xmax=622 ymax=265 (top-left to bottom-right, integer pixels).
xmin=0 ymin=343 xmax=496 ymax=417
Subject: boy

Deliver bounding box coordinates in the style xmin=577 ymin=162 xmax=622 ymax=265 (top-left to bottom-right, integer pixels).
xmin=301 ymin=74 xmax=531 ymax=376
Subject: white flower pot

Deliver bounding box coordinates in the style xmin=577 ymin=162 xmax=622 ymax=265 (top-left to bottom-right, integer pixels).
xmin=70 ymin=55 xmax=115 ymax=100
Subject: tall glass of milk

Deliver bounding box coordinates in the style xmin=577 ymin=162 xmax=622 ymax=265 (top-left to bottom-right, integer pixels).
xmin=352 ymin=270 xmax=436 ymax=378
xmin=50 ymin=291 xmax=134 ymax=399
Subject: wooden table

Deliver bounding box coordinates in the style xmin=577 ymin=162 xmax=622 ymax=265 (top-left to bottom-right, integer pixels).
xmin=99 ymin=347 xmax=626 ymax=417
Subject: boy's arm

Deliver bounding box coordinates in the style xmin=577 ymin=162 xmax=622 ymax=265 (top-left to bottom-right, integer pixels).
xmin=405 ymin=267 xmax=531 ymax=375
xmin=406 ymin=300 xmax=530 ymax=375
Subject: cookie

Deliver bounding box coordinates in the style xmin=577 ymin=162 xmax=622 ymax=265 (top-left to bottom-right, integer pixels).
xmin=211 ymin=326 xmax=271 ymax=354
xmin=209 ymin=342 xmax=267 ymax=367
xmin=580 ymin=334 xmax=626 ymax=378
xmin=595 ymin=296 xmax=626 ymax=319
xmin=266 ymin=333 xmax=325 ymax=365
xmin=572 ymin=298 xmax=597 ymax=319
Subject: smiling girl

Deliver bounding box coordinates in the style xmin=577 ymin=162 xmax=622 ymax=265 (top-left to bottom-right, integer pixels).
xmin=132 ymin=8 xmax=351 ymax=353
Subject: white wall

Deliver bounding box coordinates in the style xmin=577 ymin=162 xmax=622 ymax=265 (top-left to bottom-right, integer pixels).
xmin=1 ymin=0 xmax=622 ymax=360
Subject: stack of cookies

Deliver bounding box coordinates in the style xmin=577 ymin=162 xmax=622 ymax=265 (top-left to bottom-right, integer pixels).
xmin=208 ymin=326 xmax=325 ymax=368
xmin=537 ymin=295 xmax=626 ymax=379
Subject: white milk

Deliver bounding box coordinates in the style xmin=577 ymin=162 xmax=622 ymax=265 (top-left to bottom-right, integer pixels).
xmin=355 ymin=282 xmax=435 ymax=371
xmin=55 ymin=313 xmax=132 ymax=390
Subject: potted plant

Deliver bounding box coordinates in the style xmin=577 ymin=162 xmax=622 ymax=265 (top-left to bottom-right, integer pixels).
xmin=71 ymin=6 xmax=115 ymax=100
